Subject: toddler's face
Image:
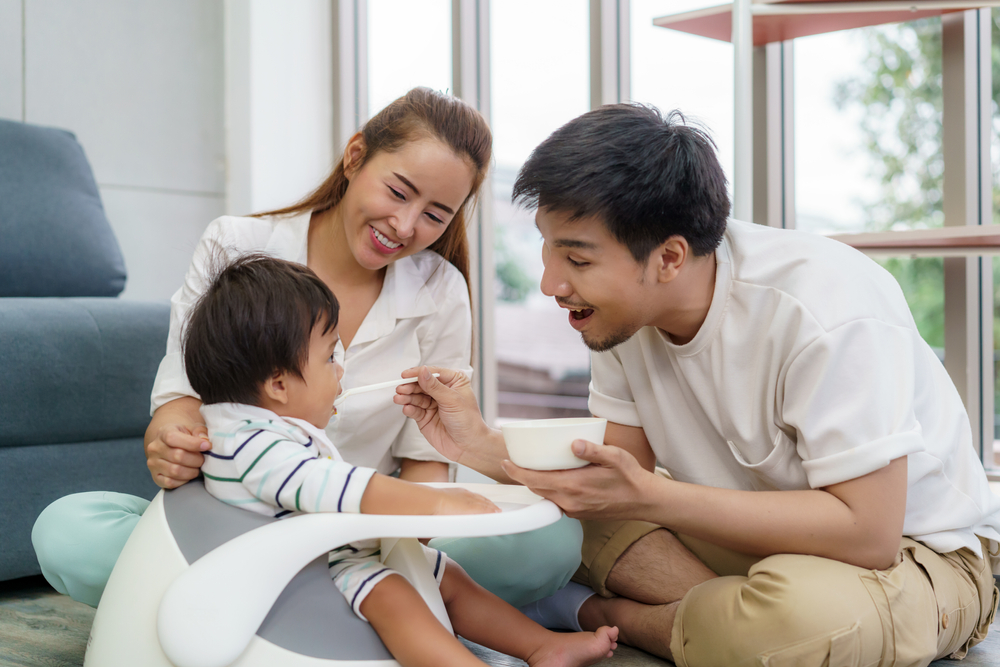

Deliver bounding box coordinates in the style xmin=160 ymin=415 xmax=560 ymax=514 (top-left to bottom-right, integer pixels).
xmin=286 ymin=323 xmax=343 ymax=429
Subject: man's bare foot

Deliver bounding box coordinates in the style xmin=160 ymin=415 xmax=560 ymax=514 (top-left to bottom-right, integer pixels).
xmin=526 ymin=626 xmax=619 ymax=667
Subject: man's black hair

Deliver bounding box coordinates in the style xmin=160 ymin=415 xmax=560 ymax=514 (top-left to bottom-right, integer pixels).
xmin=183 ymin=254 xmax=340 ymax=406
xmin=512 ymin=104 xmax=730 ymax=261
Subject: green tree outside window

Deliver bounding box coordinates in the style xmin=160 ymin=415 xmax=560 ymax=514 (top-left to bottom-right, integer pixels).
xmin=834 ymin=14 xmax=1000 ymax=438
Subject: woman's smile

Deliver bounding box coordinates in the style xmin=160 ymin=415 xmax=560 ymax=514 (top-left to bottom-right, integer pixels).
xmin=369 ymin=225 xmax=403 ymax=253
xmin=337 ymin=136 xmax=475 ymax=271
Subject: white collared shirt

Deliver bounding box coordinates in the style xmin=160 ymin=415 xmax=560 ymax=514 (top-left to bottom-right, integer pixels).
xmin=151 ymin=212 xmax=472 ymax=474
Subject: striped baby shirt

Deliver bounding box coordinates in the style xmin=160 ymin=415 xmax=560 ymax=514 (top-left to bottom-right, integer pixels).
xmin=199 ymin=403 xmax=376 ymax=518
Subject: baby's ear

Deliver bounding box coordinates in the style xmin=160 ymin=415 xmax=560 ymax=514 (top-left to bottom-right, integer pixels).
xmin=262 ymin=371 xmax=289 ymax=405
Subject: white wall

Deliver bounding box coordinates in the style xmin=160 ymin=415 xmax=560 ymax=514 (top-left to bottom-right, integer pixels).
xmin=0 ymin=0 xmax=22 ymax=122
xmin=0 ymin=0 xmax=227 ymax=301
xmin=1 ymin=0 xmax=337 ymax=301
xmin=225 ymin=0 xmax=336 ymax=216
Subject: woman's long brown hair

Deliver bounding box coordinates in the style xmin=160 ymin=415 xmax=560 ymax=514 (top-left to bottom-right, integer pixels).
xmin=254 ymin=87 xmax=492 ymax=294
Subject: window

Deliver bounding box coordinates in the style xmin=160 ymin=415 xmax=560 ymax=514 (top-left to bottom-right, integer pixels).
xmin=649 ymin=5 xmax=995 ymax=473
xmin=633 ymin=0 xmax=734 ymax=189
xmin=367 ymin=0 xmax=452 ymax=115
xmin=990 ymin=10 xmax=1000 ymax=466
xmin=491 ymin=0 xmax=590 ymax=421
xmin=796 ymin=22 xmax=946 ymax=363
xmin=349 ymin=3 xmax=998 ymax=473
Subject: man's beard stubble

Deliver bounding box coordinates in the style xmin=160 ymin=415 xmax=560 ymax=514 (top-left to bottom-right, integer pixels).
xmin=581 ymin=324 xmax=640 ymax=353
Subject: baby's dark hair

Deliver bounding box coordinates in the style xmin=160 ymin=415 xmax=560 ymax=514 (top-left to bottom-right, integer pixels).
xmin=183 ymin=254 xmax=339 ymax=406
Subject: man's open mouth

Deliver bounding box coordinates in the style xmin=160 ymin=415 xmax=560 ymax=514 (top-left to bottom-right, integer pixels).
xmin=570 ymin=308 xmax=594 ymax=321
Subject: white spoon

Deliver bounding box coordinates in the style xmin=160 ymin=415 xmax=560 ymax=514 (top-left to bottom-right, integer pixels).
xmin=333 ymin=373 xmax=440 ymax=407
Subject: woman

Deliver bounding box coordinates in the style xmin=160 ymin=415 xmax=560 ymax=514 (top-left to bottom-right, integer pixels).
xmin=31 ymin=88 xmax=582 ymax=609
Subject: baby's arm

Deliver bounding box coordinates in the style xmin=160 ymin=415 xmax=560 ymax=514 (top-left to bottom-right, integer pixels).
xmin=224 ymin=429 xmax=497 ymax=515
xmin=360 ymin=475 xmax=499 ymax=516
xmin=224 ymin=433 xmax=374 ymax=513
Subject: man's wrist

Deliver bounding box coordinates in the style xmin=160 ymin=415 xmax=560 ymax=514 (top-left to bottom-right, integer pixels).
xmin=634 ymin=470 xmax=676 ymax=526
xmin=450 ymin=426 xmax=511 ymax=482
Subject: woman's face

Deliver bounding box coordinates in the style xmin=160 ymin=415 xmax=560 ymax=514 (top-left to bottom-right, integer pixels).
xmin=339 ymin=136 xmax=476 ymax=271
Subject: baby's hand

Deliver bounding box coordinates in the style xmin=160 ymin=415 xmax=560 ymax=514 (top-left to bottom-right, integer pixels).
xmin=432 ymin=488 xmax=501 ymax=515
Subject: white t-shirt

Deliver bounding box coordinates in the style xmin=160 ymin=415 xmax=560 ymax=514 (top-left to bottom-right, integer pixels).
xmin=589 ymin=218 xmax=1000 ymax=557
xmin=151 ymin=212 xmax=472 ymax=474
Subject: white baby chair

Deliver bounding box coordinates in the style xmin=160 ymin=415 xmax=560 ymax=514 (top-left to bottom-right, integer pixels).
xmin=84 ymin=478 xmax=561 ymax=667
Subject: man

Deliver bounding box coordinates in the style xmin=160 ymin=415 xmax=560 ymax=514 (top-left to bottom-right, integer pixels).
xmin=397 ymin=104 xmax=1000 ymax=667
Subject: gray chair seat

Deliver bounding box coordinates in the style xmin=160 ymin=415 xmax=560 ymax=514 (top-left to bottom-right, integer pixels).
xmin=163 ymin=479 xmax=391 ymax=661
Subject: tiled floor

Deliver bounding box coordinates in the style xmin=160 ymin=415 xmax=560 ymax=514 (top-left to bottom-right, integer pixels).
xmin=0 ymin=578 xmax=92 ymax=667
xmin=0 ymin=575 xmax=997 ymax=667
xmin=0 ymin=577 xmax=668 ymax=667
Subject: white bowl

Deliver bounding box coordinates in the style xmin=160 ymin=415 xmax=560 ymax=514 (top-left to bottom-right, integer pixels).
xmin=501 ymin=417 xmax=608 ymax=471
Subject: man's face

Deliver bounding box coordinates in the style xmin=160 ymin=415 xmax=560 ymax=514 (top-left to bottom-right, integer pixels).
xmin=536 ymin=208 xmax=656 ymax=352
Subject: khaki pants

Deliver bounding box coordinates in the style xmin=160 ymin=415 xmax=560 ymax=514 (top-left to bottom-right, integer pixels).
xmin=576 ymin=518 xmax=998 ymax=667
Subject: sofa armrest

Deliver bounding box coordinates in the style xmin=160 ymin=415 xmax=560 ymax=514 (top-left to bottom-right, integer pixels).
xmin=0 ymin=298 xmax=170 ymax=447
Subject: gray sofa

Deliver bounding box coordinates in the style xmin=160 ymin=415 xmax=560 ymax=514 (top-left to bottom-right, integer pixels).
xmin=0 ymin=118 xmax=167 ymax=581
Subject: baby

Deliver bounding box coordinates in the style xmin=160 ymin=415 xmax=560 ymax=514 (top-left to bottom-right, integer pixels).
xmin=182 ymin=255 xmax=618 ymax=667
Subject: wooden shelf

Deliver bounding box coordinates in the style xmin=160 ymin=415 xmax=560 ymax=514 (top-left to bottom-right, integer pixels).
xmin=828 ymin=225 xmax=1000 ymax=256
xmin=653 ymin=1 xmax=993 ymax=46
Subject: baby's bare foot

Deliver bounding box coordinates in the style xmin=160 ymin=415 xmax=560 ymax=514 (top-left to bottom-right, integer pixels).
xmin=527 ymin=626 xmax=618 ymax=667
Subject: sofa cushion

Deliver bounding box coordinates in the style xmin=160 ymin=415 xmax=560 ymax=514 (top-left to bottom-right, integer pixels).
xmin=0 ymin=437 xmax=159 ymax=581
xmin=0 ymin=119 xmax=126 ymax=297
xmin=0 ymin=298 xmax=169 ymax=447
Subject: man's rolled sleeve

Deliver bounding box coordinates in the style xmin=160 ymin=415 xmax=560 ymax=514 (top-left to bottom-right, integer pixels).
xmin=589 ymin=348 xmax=642 ymax=427
xmin=802 ymin=429 xmax=924 ymax=488
xmin=783 ymin=319 xmax=928 ymax=488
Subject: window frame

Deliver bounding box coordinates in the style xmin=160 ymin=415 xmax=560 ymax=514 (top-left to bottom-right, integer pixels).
xmin=344 ymin=1 xmax=997 ymax=474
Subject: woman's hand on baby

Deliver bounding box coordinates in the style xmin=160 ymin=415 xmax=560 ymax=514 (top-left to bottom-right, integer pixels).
xmin=432 ymin=487 xmax=501 ymax=515
xmin=145 ymin=396 xmax=210 ymax=489
xmin=146 ymin=423 xmax=209 ymax=489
